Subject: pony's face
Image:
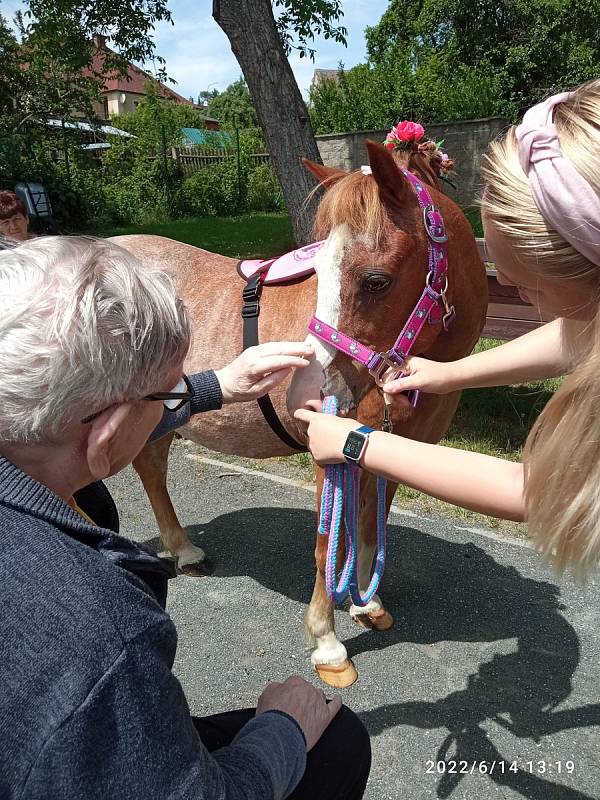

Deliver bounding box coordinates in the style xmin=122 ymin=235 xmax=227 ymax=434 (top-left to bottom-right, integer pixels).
xmin=288 ymin=141 xmax=439 ymax=417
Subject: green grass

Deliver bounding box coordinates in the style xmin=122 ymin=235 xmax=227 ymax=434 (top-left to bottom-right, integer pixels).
xmin=94 ymin=213 xmax=295 ymax=260
xmin=463 ymin=206 xmax=483 ymax=238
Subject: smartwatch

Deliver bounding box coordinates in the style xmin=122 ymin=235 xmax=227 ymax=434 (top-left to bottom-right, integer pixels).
xmin=342 ymin=425 xmax=374 ymax=465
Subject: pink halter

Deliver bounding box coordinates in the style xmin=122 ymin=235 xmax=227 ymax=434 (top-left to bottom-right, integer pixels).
xmin=516 ymin=91 xmax=600 ymax=266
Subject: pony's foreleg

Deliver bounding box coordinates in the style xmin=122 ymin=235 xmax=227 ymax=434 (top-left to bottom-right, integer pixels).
xmin=132 ymin=434 xmax=210 ymax=576
xmin=305 ymin=469 xmax=358 ymax=688
xmin=349 ymin=473 xmax=395 ymax=631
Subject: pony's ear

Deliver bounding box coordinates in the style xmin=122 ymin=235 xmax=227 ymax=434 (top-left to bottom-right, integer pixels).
xmin=302 ymin=159 xmax=346 ymax=190
xmin=365 ymin=140 xmax=411 ymax=208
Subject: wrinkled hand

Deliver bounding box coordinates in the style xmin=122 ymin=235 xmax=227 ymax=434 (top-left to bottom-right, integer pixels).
xmin=256 ymin=676 xmax=342 ymax=752
xmin=215 ymin=342 xmax=314 ymax=404
xmin=294 ymin=408 xmax=360 ymax=465
xmin=381 ymin=356 xmax=456 ymax=406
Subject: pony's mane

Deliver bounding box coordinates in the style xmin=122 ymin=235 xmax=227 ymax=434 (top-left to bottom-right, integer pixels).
xmin=313 ymin=140 xmax=452 ymax=244
xmin=314 ymin=171 xmax=388 ymax=244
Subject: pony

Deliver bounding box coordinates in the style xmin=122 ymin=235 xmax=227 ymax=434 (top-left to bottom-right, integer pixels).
xmin=113 ymin=139 xmax=487 ymax=687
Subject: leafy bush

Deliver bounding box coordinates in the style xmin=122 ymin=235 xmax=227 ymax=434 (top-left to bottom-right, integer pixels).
xmin=247 ymin=164 xmax=284 ymax=211
xmin=103 ymin=172 xmax=169 ymax=226
xmin=177 ymin=160 xmax=243 ymax=217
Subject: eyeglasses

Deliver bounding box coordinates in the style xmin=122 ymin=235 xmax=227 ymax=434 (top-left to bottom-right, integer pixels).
xmin=81 ymin=374 xmax=193 ymax=424
xmin=144 ymin=374 xmax=193 ymax=412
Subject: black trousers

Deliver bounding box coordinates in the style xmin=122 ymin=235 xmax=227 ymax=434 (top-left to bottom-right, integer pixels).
xmin=193 ymin=705 xmax=371 ymax=800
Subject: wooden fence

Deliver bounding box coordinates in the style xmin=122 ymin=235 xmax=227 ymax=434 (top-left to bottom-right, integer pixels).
xmin=171 ymin=147 xmax=271 ymax=177
xmin=476 ymin=238 xmax=551 ymax=340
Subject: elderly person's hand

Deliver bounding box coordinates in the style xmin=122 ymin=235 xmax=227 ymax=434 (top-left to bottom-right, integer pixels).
xmin=215 ymin=342 xmax=314 ymax=404
xmin=256 ymin=676 xmax=342 ymax=752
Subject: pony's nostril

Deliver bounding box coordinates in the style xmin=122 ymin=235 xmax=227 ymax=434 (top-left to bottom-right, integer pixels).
xmin=304 ymin=398 xmax=323 ymax=413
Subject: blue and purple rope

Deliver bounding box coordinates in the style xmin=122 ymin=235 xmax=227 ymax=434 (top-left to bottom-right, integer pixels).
xmin=318 ymin=395 xmax=388 ymax=608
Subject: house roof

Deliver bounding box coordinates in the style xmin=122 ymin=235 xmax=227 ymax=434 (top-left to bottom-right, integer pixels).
xmin=47 ymin=118 xmax=134 ymax=137
xmin=87 ymin=36 xmax=199 ymax=107
xmin=180 ymin=127 xmax=230 ymax=146
xmin=312 ymin=69 xmax=341 ymax=85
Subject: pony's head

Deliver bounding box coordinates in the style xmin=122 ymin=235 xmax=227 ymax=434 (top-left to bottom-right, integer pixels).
xmin=287 ymin=139 xmax=459 ymax=421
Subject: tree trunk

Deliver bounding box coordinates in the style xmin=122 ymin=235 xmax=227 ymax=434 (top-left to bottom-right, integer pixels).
xmin=213 ymin=0 xmax=323 ymax=246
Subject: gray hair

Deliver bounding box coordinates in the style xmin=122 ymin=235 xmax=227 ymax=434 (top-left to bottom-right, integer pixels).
xmin=0 ymin=236 xmax=191 ymax=444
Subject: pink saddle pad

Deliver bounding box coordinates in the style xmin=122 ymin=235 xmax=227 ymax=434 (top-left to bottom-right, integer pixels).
xmin=238 ymin=240 xmax=324 ymax=284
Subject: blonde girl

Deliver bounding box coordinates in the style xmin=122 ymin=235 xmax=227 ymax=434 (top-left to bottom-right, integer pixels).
xmin=296 ymin=79 xmax=600 ymax=578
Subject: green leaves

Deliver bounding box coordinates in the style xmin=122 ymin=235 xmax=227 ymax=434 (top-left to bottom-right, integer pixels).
xmin=273 ymin=0 xmax=347 ymax=60
xmin=363 ymin=0 xmax=600 ymax=120
xmin=206 ymin=79 xmax=258 ymax=130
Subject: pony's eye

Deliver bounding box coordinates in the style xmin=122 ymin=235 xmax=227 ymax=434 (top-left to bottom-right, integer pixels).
xmin=362 ymin=273 xmax=392 ymax=294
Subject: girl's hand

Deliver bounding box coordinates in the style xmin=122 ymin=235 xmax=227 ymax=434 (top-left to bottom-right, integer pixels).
xmin=382 ymin=356 xmax=457 ymax=405
xmin=294 ymin=408 xmax=360 ymax=464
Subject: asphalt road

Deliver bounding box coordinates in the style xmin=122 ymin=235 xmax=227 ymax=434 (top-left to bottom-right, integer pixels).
xmin=107 ymin=438 xmax=599 ymax=800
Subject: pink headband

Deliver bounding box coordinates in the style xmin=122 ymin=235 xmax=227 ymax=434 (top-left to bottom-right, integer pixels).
xmin=516 ymin=91 xmax=600 ymax=267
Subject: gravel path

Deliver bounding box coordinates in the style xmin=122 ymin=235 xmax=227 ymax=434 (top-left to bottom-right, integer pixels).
xmin=107 ymin=438 xmax=600 ymax=799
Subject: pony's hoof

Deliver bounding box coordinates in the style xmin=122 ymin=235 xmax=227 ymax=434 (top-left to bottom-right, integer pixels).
xmin=179 ymin=558 xmax=213 ymax=577
xmin=353 ymin=608 xmax=394 ymax=631
xmin=314 ymin=659 xmax=358 ymax=688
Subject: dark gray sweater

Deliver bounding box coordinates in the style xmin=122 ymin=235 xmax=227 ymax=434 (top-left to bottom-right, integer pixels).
xmin=0 ymin=371 xmax=306 ymax=799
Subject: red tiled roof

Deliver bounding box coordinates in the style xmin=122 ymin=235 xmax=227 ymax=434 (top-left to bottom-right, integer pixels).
xmin=87 ymin=37 xmax=196 ymax=106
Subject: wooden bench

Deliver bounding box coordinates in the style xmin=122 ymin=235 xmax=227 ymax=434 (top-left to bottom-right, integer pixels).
xmin=475 ymin=238 xmax=551 ymax=340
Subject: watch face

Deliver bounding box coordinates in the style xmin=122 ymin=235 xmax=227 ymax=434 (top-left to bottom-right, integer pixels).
xmin=343 ymin=431 xmax=366 ymax=461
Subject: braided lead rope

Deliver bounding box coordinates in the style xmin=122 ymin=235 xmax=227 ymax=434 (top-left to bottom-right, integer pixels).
xmin=318 ymin=396 xmax=387 ymax=608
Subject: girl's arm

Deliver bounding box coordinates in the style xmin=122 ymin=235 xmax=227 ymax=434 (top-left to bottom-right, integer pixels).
xmin=383 ymin=318 xmax=571 ymax=398
xmin=361 ymin=431 xmax=525 ymax=521
xmin=294 ymin=411 xmax=526 ymax=521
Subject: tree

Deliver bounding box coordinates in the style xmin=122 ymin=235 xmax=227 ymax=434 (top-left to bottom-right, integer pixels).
xmin=198 ymin=87 xmax=219 ymax=105
xmin=6 ymin=0 xmax=347 ymax=243
xmin=365 ymin=0 xmax=600 ymax=118
xmin=309 ymin=54 xmax=504 ymax=134
xmin=206 ymin=78 xmax=258 ymax=129
xmin=213 ymin=0 xmax=347 ymax=244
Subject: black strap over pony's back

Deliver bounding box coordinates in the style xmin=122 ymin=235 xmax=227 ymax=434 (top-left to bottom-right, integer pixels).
xmin=240 ymin=270 xmax=307 ymax=453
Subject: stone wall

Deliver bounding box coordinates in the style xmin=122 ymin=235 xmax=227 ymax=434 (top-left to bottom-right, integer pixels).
xmin=315 ymin=117 xmax=510 ymax=208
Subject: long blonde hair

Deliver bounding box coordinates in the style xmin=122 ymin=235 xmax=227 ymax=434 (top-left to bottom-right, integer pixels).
xmin=481 ymin=79 xmax=600 ymax=577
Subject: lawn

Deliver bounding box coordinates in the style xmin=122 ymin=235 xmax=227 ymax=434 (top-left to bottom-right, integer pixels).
xmin=95 ymin=213 xmax=294 ymax=260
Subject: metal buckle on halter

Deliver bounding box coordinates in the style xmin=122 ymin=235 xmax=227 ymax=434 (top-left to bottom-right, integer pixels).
xmin=368 ymin=352 xmax=405 ymax=387
xmin=439 ymin=280 xmax=456 ymax=330
xmin=423 ymin=204 xmax=448 ymax=243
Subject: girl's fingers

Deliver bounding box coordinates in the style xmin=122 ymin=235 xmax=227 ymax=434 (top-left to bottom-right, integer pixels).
xmin=294 ymin=408 xmax=316 ymax=423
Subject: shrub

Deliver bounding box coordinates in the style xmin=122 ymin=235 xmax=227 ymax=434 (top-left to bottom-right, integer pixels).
xmin=247 ymin=164 xmax=285 ymax=211
xmin=177 ymin=160 xmax=244 ymax=217
xmin=103 ymin=173 xmax=169 ymax=226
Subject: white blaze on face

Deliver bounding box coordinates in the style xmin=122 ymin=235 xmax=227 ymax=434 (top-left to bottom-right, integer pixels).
xmin=287 ymin=224 xmax=352 ymax=413
xmin=308 ymin=224 xmax=351 ymax=369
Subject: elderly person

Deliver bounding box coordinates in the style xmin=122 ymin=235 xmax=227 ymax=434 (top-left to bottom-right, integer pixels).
xmin=0 ymin=236 xmax=371 ymax=800
xmin=0 ymin=190 xmax=33 ymax=241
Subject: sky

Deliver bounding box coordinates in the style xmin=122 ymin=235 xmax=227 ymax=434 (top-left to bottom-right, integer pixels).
xmin=149 ymin=0 xmax=389 ymax=101
xmin=0 ymin=0 xmax=390 ymax=101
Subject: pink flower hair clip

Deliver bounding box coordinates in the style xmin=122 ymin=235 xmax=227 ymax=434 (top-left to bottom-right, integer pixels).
xmin=384 ymin=120 xmax=425 ymax=151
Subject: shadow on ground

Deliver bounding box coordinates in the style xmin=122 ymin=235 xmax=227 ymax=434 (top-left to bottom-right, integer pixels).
xmin=143 ymin=507 xmax=598 ymax=800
